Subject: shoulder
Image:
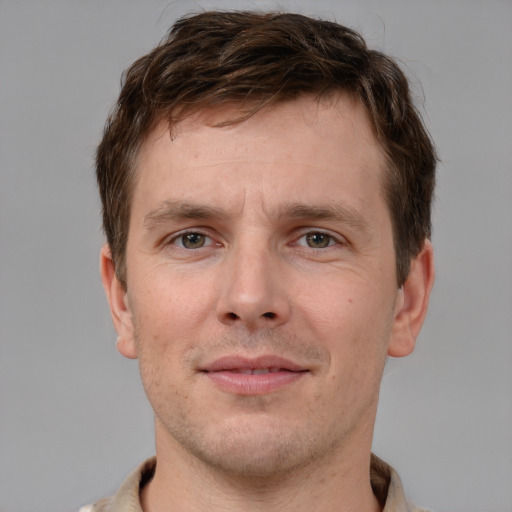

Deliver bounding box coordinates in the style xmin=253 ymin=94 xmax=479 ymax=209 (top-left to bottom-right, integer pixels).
xmin=371 ymin=454 xmax=432 ymax=512
xmin=78 ymin=497 xmax=113 ymax=512
xmin=409 ymin=505 xmax=434 ymax=512
xmin=410 ymin=506 xmax=433 ymax=512
xmin=78 ymin=457 xmax=156 ymax=512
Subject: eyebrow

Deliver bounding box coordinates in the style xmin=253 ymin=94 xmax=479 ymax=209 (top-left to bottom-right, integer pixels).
xmin=144 ymin=200 xmax=228 ymax=229
xmin=273 ymin=202 xmax=371 ymax=233
xmin=144 ymin=199 xmax=371 ymax=233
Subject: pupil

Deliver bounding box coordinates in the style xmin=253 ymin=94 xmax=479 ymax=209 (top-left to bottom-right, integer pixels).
xmin=307 ymin=233 xmax=329 ymax=248
xmin=183 ymin=233 xmax=205 ymax=248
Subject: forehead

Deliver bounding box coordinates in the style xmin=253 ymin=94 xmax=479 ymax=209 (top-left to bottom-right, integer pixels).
xmin=133 ymin=93 xmax=387 ymax=218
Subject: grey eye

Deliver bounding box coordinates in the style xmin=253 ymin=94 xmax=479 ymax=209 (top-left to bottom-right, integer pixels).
xmin=305 ymin=232 xmax=332 ymax=248
xmin=180 ymin=232 xmax=207 ymax=249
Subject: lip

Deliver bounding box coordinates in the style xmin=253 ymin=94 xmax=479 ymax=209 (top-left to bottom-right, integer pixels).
xmin=200 ymin=355 xmax=309 ymax=395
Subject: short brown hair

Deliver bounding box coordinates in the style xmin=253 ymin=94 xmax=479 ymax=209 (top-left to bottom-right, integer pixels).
xmin=96 ymin=11 xmax=436 ymax=287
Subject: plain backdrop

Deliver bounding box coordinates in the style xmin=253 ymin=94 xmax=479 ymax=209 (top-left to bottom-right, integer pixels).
xmin=1 ymin=1 xmax=511 ymax=511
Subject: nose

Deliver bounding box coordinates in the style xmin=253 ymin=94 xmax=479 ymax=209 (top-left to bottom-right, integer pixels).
xmin=216 ymin=243 xmax=291 ymax=330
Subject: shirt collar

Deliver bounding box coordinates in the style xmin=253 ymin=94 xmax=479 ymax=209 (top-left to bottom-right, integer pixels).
xmin=83 ymin=454 xmax=420 ymax=512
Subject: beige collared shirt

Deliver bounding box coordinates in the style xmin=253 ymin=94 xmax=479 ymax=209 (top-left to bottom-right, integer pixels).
xmin=80 ymin=455 xmax=429 ymax=512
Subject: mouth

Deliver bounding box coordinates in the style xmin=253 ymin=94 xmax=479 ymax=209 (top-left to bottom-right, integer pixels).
xmin=224 ymin=367 xmax=291 ymax=374
xmin=200 ymin=355 xmax=309 ymax=395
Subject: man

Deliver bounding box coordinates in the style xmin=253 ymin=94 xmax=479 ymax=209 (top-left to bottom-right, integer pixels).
xmin=85 ymin=10 xmax=436 ymax=512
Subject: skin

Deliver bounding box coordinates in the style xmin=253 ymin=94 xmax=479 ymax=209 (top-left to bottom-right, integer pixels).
xmin=101 ymin=93 xmax=434 ymax=512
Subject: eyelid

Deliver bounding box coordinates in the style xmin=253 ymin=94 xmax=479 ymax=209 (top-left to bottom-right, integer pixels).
xmin=166 ymin=229 xmax=218 ymax=248
xmin=162 ymin=227 xmax=346 ymax=249
xmin=292 ymin=228 xmax=347 ymax=248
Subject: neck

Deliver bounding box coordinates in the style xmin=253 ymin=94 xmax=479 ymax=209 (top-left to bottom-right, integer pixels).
xmin=141 ymin=424 xmax=382 ymax=512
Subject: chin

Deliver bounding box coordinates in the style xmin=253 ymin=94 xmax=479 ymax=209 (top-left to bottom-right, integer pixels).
xmin=166 ymin=414 xmax=339 ymax=480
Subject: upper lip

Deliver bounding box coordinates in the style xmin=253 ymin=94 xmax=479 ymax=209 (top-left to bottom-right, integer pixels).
xmin=200 ymin=355 xmax=307 ymax=373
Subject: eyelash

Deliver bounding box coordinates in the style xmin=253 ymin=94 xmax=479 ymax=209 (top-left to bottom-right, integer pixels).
xmin=166 ymin=229 xmax=345 ymax=251
xmin=292 ymin=230 xmax=345 ymax=249
xmin=168 ymin=230 xmax=217 ymax=250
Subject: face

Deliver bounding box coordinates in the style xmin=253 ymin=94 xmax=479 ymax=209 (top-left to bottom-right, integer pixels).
xmin=102 ymin=93 xmax=433 ymax=478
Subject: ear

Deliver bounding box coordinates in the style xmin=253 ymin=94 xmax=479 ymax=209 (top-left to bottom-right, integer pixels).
xmin=388 ymin=239 xmax=435 ymax=358
xmin=100 ymin=244 xmax=138 ymax=359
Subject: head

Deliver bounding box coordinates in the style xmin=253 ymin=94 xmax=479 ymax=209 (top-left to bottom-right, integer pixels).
xmin=98 ymin=11 xmax=436 ymax=486
xmin=96 ymin=10 xmax=436 ymax=289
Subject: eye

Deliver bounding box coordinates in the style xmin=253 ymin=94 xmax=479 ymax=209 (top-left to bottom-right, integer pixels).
xmin=296 ymin=231 xmax=338 ymax=249
xmin=172 ymin=232 xmax=212 ymax=249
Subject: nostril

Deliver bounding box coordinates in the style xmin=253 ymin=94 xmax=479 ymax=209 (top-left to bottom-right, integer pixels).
xmin=222 ymin=311 xmax=277 ymax=323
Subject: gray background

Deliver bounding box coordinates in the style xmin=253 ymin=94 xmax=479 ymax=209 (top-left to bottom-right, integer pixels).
xmin=1 ymin=1 xmax=511 ymax=511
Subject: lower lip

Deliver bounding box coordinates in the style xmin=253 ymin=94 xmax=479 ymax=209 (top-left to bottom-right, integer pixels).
xmin=203 ymin=370 xmax=307 ymax=395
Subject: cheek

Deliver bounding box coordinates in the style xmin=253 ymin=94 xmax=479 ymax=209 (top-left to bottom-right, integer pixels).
xmin=132 ymin=304 xmax=193 ymax=416
xmin=128 ymin=269 xmax=218 ymax=383
xmin=131 ymin=265 xmax=216 ymax=333
xmin=299 ymin=275 xmax=393 ymax=374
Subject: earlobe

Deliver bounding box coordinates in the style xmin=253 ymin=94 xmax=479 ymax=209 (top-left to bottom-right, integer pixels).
xmin=100 ymin=244 xmax=138 ymax=359
xmin=388 ymin=239 xmax=435 ymax=358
